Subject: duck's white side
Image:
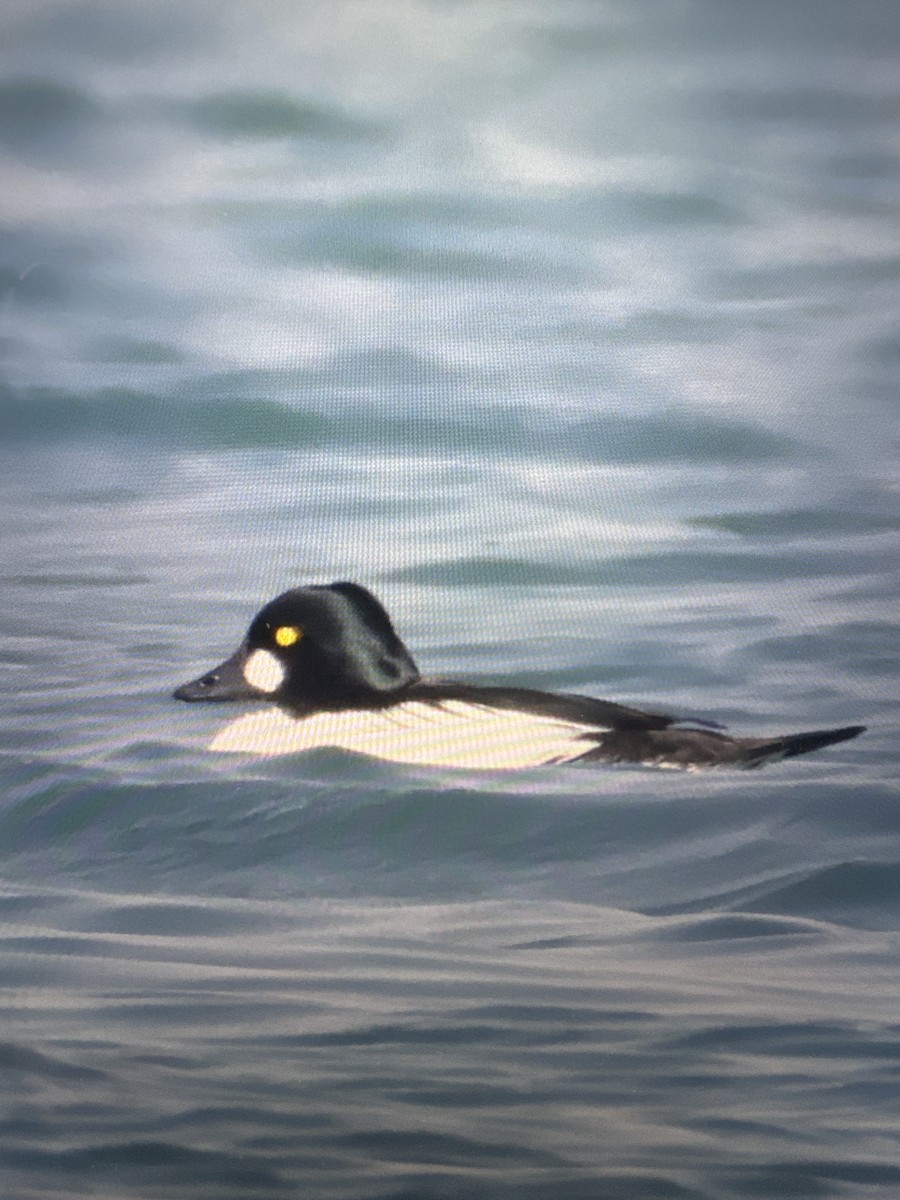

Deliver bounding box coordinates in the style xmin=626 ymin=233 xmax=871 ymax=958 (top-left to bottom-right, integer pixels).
xmin=210 ymin=699 xmax=603 ymax=768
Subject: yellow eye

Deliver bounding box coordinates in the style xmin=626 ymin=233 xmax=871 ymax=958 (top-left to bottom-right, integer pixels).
xmin=274 ymin=625 xmax=302 ymax=647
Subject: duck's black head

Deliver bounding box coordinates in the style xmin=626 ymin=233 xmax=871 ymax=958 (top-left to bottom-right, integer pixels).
xmin=173 ymin=582 xmax=420 ymax=712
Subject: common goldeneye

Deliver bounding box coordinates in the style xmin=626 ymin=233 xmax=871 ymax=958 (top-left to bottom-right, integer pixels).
xmin=174 ymin=582 xmax=865 ymax=770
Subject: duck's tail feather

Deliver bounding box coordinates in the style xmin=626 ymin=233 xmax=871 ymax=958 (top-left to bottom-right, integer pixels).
xmin=576 ymin=724 xmax=866 ymax=770
xmin=736 ymin=724 xmax=867 ymax=769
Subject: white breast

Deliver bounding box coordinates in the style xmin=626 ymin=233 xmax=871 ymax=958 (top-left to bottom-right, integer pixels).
xmin=208 ymin=699 xmax=603 ymax=769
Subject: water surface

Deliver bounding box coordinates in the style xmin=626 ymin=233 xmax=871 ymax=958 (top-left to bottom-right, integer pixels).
xmin=1 ymin=2 xmax=899 ymax=1197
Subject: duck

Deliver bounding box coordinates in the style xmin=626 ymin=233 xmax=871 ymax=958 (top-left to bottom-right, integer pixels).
xmin=173 ymin=581 xmax=865 ymax=770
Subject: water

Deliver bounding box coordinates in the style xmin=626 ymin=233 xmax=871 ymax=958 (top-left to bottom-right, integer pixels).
xmin=1 ymin=2 xmax=899 ymax=1197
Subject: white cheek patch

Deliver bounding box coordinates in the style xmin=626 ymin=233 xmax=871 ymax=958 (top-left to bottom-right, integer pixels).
xmin=242 ymin=648 xmax=285 ymax=694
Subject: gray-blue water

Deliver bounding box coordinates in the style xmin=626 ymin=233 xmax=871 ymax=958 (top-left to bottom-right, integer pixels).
xmin=1 ymin=3 xmax=899 ymax=1197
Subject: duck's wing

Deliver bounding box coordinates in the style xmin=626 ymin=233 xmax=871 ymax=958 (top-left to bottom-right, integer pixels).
xmin=573 ymin=723 xmax=865 ymax=770
xmin=406 ymin=681 xmax=864 ymax=770
xmin=407 ymin=680 xmax=677 ymax=731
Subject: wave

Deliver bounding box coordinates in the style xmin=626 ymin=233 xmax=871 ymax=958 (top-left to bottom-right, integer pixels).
xmin=0 ymin=77 xmax=101 ymax=153
xmin=175 ymin=90 xmax=383 ymax=143
xmin=2 ymin=883 xmax=898 ymax=1198
xmin=389 ymin=547 xmax=881 ymax=588
xmin=688 ymin=510 xmax=900 ymax=537
xmin=1 ymin=382 xmax=808 ymax=464
xmin=0 ymin=755 xmax=883 ymax=924
xmin=733 ymin=621 xmax=900 ymax=676
xmin=744 ymin=861 xmax=900 ymax=931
